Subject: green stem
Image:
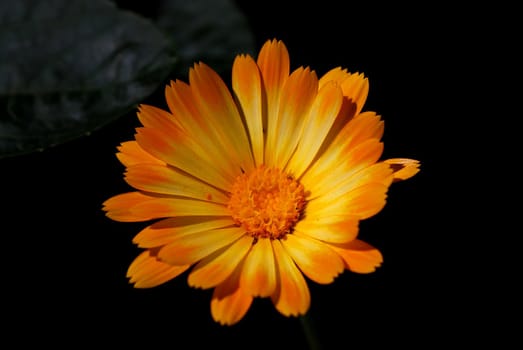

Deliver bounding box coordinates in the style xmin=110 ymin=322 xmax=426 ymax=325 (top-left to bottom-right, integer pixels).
xmin=299 ymin=312 xmax=323 ymax=350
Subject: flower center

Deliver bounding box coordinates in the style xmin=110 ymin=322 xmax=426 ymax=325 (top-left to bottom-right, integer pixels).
xmin=228 ymin=165 xmax=307 ymax=240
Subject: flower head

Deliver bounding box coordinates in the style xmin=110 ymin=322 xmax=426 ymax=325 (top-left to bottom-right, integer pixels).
xmin=102 ymin=39 xmax=420 ymax=325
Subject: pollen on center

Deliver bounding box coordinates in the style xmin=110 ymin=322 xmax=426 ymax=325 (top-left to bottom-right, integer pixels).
xmin=227 ymin=165 xmax=307 ymax=240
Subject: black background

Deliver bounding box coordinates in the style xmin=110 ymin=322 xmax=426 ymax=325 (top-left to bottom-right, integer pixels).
xmin=1 ymin=0 xmax=454 ymax=348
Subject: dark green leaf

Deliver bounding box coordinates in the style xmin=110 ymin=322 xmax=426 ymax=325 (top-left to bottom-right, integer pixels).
xmin=0 ymin=0 xmax=177 ymax=158
xmin=156 ymin=0 xmax=255 ymax=80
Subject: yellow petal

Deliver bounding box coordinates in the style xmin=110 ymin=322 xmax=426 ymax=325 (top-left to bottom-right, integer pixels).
xmin=271 ymin=240 xmax=310 ymax=317
xmin=127 ymin=250 xmax=190 ymax=288
xmin=319 ymin=68 xmax=369 ymax=115
xmin=266 ymin=67 xmax=318 ymax=167
xmin=189 ymin=62 xmax=254 ymax=172
xmin=124 ymin=163 xmax=229 ymax=203
xmin=232 ymin=54 xmax=264 ymax=167
xmin=135 ymin=126 xmax=232 ymax=190
xmin=330 ymin=239 xmax=383 ymax=273
xmin=116 ymin=141 xmax=164 ymax=167
xmin=294 ymin=215 xmax=360 ymax=243
xmin=130 ymin=197 xmax=230 ymax=220
xmin=281 ymin=234 xmax=344 ymax=284
xmin=158 ymin=227 xmax=246 ymax=265
xmin=211 ymin=264 xmax=253 ymax=326
xmin=102 ymin=191 xmax=157 ymax=222
xmin=286 ymin=80 xmax=343 ymax=178
xmin=257 ymin=39 xmax=290 ymax=165
xmin=383 ymin=158 xmax=421 ymax=181
xmin=165 ymin=80 xmax=239 ymax=182
xmin=240 ymin=238 xmax=277 ymax=297
xmin=189 ymin=235 xmax=252 ymax=289
xmin=133 ymin=217 xmax=234 ymax=248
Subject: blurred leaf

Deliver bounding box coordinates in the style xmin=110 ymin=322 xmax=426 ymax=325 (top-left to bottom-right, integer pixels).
xmin=156 ymin=0 xmax=255 ymax=80
xmin=0 ymin=0 xmax=177 ymax=158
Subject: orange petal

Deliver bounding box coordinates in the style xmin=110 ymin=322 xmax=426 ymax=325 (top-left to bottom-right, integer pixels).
xmin=300 ymin=111 xmax=384 ymax=187
xmin=232 ymin=54 xmax=264 ymax=167
xmin=313 ymin=96 xmax=358 ymax=156
xmin=319 ymin=68 xmax=369 ymax=115
xmin=307 ymin=182 xmax=389 ymax=220
xmin=158 ymin=227 xmax=246 ymax=265
xmin=330 ymin=239 xmax=383 ymax=273
xmin=211 ymin=267 xmax=253 ymax=326
xmin=135 ymin=126 xmax=232 ymax=190
xmin=266 ymin=67 xmax=318 ymax=167
xmin=383 ymin=158 xmax=421 ymax=181
xmin=281 ymin=234 xmax=344 ymax=284
xmin=309 ymin=162 xmax=393 ymax=206
xmin=326 ymin=111 xmax=385 ymax=159
xmin=294 ymin=215 xmax=360 ymax=243
xmin=303 ymin=138 xmax=385 ymax=198
xmin=124 ymin=163 xmax=229 ymax=203
xmin=189 ymin=235 xmax=252 ymax=289
xmin=165 ymin=80 xmax=200 ymax=132
xmin=271 ymin=240 xmax=310 ymax=317
xmin=339 ymin=73 xmax=369 ymax=116
xmin=116 ymin=141 xmax=164 ymax=167
xmin=257 ymin=39 xmax=290 ymax=162
xmin=189 ymin=62 xmax=254 ymax=173
xmin=136 ymin=104 xmax=182 ymax=131
xmin=240 ymin=238 xmax=277 ymax=297
xmin=136 ymin=104 xmax=219 ymax=174
xmin=286 ymin=80 xmax=343 ymax=178
xmin=342 ymin=111 xmax=384 ymax=145
xmin=165 ymin=80 xmax=239 ymax=182
xmin=102 ymin=191 xmax=157 ymax=222
xmin=127 ymin=250 xmax=190 ymax=288
xmin=130 ymin=197 xmax=230 ymax=220
xmin=133 ymin=217 xmax=234 ymax=248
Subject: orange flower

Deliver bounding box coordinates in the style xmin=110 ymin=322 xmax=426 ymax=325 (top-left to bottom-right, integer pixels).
xmin=102 ymin=39 xmax=420 ymax=325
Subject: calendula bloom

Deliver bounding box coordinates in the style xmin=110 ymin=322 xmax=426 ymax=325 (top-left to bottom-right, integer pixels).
xmin=102 ymin=39 xmax=420 ymax=325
